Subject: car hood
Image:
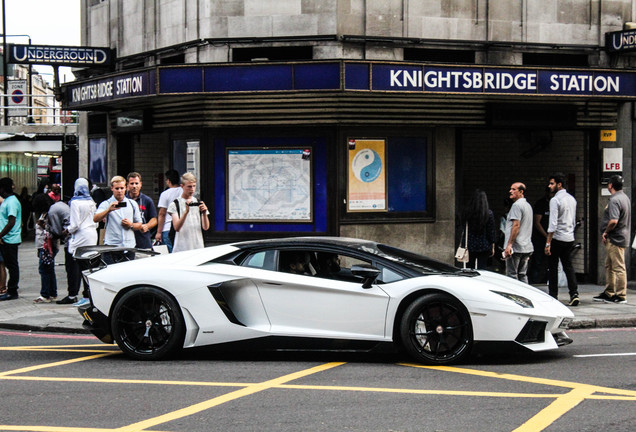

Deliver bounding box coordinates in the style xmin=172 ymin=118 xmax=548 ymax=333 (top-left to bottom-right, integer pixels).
xmin=469 ymin=270 xmax=556 ymax=302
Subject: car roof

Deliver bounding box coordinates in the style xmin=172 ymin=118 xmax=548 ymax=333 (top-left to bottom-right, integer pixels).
xmin=231 ymin=236 xmax=379 ymax=251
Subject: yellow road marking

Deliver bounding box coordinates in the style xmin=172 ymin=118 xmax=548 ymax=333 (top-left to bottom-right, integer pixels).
xmin=0 ymin=427 xmax=167 ymax=432
xmin=0 ymin=352 xmax=118 ymax=377
xmin=402 ymin=363 xmax=636 ymax=397
xmin=2 ymin=347 xmax=636 ymax=432
xmin=402 ymin=363 xmax=636 ymax=431
xmin=513 ymin=386 xmax=597 ymax=432
xmin=114 ymin=362 xmax=346 ymax=432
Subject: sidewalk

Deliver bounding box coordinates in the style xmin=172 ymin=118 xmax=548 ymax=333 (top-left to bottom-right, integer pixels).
xmin=0 ymin=241 xmax=635 ymax=334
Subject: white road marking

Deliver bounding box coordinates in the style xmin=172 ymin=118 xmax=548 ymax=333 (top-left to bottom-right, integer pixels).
xmin=574 ymin=352 xmax=636 ymax=358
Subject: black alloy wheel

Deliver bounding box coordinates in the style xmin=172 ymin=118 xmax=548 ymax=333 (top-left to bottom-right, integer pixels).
xmin=400 ymin=293 xmax=473 ymax=365
xmin=111 ymin=287 xmax=185 ymax=360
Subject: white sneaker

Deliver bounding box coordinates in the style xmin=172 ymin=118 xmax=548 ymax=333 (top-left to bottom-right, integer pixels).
xmin=33 ymin=296 xmax=51 ymax=303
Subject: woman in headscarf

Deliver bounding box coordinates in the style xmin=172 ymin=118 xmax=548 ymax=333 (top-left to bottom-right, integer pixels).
xmin=56 ymin=178 xmax=98 ymax=305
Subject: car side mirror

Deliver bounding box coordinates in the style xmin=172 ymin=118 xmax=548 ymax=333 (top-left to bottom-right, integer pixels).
xmin=351 ymin=264 xmax=381 ymax=289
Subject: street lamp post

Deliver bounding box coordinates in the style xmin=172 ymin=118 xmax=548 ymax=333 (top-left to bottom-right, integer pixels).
xmin=2 ymin=0 xmax=8 ymax=126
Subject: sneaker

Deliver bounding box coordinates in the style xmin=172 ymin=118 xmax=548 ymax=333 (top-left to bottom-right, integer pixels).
xmin=73 ymin=298 xmax=90 ymax=307
xmin=568 ymin=296 xmax=580 ymax=307
xmin=611 ymin=296 xmax=627 ymax=304
xmin=593 ymin=292 xmax=613 ymax=302
xmin=56 ymin=296 xmax=77 ymax=305
xmin=50 ymin=296 xmax=58 ymax=302
xmin=33 ymin=296 xmax=51 ymax=303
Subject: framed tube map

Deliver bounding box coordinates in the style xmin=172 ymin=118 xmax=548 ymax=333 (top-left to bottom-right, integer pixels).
xmin=347 ymin=139 xmax=387 ymax=212
xmin=227 ymin=147 xmax=312 ymax=222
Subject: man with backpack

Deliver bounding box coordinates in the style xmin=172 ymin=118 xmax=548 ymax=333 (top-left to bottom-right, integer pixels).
xmin=167 ymin=172 xmax=209 ymax=253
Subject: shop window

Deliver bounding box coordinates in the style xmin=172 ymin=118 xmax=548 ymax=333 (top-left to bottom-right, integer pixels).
xmin=404 ymin=48 xmax=475 ymax=64
xmin=343 ymin=136 xmax=432 ymax=221
xmin=173 ymin=139 xmax=200 ymax=186
xmin=232 ymin=46 xmax=313 ymax=62
xmin=161 ymin=54 xmax=186 ymax=65
xmin=523 ymin=53 xmax=588 ymax=67
xmin=88 ymin=137 xmax=107 ymax=185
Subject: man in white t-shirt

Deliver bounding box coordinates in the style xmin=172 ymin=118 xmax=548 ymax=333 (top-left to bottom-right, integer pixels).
xmin=154 ymin=169 xmax=182 ymax=252
xmin=167 ymin=172 xmax=210 ymax=253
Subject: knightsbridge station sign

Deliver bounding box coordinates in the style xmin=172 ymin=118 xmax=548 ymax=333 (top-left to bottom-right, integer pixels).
xmin=63 ymin=61 xmax=636 ymax=108
xmin=8 ymin=44 xmax=113 ymax=67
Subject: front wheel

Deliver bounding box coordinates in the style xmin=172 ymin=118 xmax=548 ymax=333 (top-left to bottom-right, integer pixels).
xmin=399 ymin=293 xmax=473 ymax=365
xmin=111 ymin=287 xmax=185 ymax=360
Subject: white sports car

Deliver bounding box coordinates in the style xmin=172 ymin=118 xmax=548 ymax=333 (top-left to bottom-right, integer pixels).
xmin=77 ymin=237 xmax=574 ymax=364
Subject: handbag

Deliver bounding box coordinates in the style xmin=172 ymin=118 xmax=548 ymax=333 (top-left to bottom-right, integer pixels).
xmin=455 ymin=223 xmax=470 ymax=263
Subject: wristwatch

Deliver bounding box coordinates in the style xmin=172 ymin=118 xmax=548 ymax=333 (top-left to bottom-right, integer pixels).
xmin=545 ymin=243 xmax=551 ymax=247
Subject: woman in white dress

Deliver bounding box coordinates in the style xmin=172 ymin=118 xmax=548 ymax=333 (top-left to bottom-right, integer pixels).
xmin=56 ymin=178 xmax=97 ymax=305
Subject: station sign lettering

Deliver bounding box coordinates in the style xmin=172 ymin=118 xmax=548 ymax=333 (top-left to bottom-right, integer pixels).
xmin=8 ymin=44 xmax=113 ymax=67
xmin=63 ymin=61 xmax=636 ymax=109
xmin=67 ymin=71 xmax=153 ymax=106
xmin=370 ymin=65 xmax=633 ymax=96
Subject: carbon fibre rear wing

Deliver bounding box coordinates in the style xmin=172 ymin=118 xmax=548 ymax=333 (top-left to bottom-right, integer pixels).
xmin=74 ymin=245 xmax=159 ymax=272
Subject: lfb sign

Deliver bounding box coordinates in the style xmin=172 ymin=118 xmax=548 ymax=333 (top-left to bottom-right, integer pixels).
xmin=603 ymin=148 xmax=623 ymax=172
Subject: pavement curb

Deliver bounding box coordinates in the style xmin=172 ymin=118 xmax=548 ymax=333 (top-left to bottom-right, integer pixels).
xmin=570 ymin=317 xmax=636 ymax=329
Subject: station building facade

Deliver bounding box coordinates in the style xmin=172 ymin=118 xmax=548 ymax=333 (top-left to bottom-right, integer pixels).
xmin=65 ymin=0 xmax=636 ymax=283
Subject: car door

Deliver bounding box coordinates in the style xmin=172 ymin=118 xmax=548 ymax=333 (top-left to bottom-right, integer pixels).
xmin=244 ymin=248 xmax=390 ymax=340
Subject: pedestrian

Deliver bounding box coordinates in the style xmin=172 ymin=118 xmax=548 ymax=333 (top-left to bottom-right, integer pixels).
xmin=503 ymin=182 xmax=534 ymax=283
xmin=529 ymin=186 xmax=554 ymax=284
xmin=48 ymin=183 xmax=61 ymax=202
xmin=126 ymin=172 xmax=158 ymax=249
xmin=545 ymin=172 xmax=579 ymax=306
xmin=595 ymin=174 xmax=631 ymax=304
xmin=167 ymin=172 xmax=210 ymax=253
xmin=0 ymin=178 xmax=22 ymax=301
xmin=155 ymin=169 xmax=182 ymax=252
xmin=460 ymin=189 xmax=496 ymax=270
xmin=58 ymin=178 xmax=98 ymax=306
xmin=93 ymin=176 xmax=142 ymax=262
xmin=33 ymin=200 xmax=58 ymax=303
xmin=18 ymin=186 xmax=32 ymax=240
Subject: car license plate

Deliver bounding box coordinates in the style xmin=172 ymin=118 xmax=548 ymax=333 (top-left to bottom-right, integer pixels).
xmin=558 ymin=317 xmax=573 ymax=329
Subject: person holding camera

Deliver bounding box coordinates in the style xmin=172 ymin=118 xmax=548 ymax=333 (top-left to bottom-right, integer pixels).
xmin=93 ymin=175 xmax=142 ymax=251
xmin=167 ymin=172 xmax=210 ymax=253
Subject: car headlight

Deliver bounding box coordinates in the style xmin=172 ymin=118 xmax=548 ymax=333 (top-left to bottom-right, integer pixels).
xmin=491 ymin=290 xmax=534 ymax=308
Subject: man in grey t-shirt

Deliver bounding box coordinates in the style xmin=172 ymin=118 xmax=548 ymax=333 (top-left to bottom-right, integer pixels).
xmin=596 ymin=175 xmax=631 ymax=304
xmin=504 ymin=182 xmax=534 ymax=283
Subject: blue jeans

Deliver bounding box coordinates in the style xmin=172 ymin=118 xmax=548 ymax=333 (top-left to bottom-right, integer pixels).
xmin=161 ymin=231 xmax=174 ymax=253
xmin=38 ymin=248 xmax=58 ymax=298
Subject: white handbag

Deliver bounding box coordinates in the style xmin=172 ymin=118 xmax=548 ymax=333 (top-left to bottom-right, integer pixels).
xmin=455 ymin=223 xmax=470 ymax=263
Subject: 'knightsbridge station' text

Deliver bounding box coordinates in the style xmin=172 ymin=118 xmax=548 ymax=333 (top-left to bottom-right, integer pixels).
xmin=390 ymin=69 xmax=621 ymax=93
xmin=71 ymin=76 xmax=145 ymax=103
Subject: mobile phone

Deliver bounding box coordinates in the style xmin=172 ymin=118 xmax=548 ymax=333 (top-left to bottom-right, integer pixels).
xmin=187 ymin=202 xmax=200 ymax=207
xmin=115 ymin=201 xmax=127 ymax=208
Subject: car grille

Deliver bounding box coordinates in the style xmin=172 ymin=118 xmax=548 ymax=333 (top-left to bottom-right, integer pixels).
xmin=515 ymin=320 xmax=547 ymax=344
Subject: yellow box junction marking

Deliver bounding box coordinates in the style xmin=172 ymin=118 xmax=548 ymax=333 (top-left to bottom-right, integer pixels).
xmin=1 ymin=343 xmax=636 ymax=432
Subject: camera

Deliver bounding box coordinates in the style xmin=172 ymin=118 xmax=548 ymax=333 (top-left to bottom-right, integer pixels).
xmin=187 ymin=201 xmax=200 ymax=207
xmin=115 ymin=201 xmax=127 ymax=208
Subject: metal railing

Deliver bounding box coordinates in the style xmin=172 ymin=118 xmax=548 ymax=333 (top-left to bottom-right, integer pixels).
xmin=0 ymin=93 xmax=78 ymax=125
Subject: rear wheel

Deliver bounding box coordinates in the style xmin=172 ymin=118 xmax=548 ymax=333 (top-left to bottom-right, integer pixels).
xmin=400 ymin=293 xmax=473 ymax=365
xmin=111 ymin=287 xmax=185 ymax=360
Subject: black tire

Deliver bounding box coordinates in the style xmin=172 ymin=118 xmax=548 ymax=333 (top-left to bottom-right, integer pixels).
xmin=111 ymin=287 xmax=185 ymax=360
xmin=399 ymin=293 xmax=473 ymax=365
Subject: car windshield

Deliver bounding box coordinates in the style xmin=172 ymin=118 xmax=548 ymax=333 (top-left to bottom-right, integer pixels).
xmin=360 ymin=243 xmax=462 ymax=275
